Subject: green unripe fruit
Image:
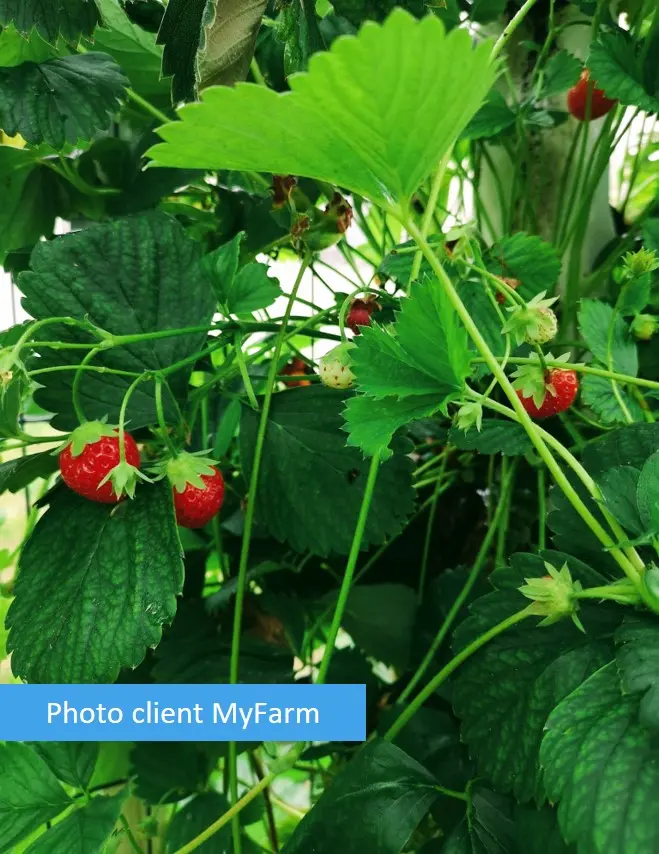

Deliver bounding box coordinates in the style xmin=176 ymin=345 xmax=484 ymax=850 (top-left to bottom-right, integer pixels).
xmin=319 ymin=343 xmax=356 ymax=390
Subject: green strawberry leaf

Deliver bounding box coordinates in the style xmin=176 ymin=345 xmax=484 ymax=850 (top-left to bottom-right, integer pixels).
xmin=94 ymin=0 xmax=169 ymax=99
xmin=24 ymin=791 xmax=126 ymax=854
xmin=484 ymin=233 xmax=561 ymax=299
xmin=0 ymin=147 xmax=60 ymax=257
xmin=0 ymin=53 xmax=128 ymax=149
xmin=588 ymin=31 xmax=659 ymax=114
xmin=458 ymin=277 xmax=508 ymax=373
xmin=158 ymin=0 xmax=269 ymax=103
xmin=283 ymin=739 xmax=439 ymax=854
xmin=0 ymin=22 xmax=57 ymax=66
xmin=469 ymin=0 xmax=506 ymax=23
xmin=377 ymin=238 xmax=435 ymax=286
xmin=452 ymin=551 xmax=619 ymax=802
xmin=636 ymin=451 xmax=659 ymax=532
xmin=18 ymin=211 xmax=216 ymax=431
xmin=167 ymin=791 xmax=232 ymax=851
xmin=541 ymin=661 xmax=659 ymax=854
xmin=279 ymin=0 xmax=326 ymax=76
xmin=580 ymin=374 xmax=644 ymax=424
xmin=538 ymin=50 xmax=582 ymax=98
xmin=448 ymin=419 xmax=533 ymax=456
xmin=343 ymin=393 xmax=441 ymax=460
xmin=615 ymin=613 xmax=659 ymax=731
xmin=462 ymin=90 xmax=516 ymax=140
xmin=203 ymin=235 xmax=282 ymax=315
xmin=0 ymin=0 xmax=99 ymax=43
xmin=442 ymin=784 xmax=515 ymax=854
xmin=30 ymin=743 xmax=98 ymax=790
xmin=0 ymin=743 xmax=71 ymax=853
xmin=582 ymin=423 xmax=659 ymax=476
xmin=148 ymin=11 xmax=496 ymax=210
xmin=596 ymin=465 xmax=644 ymax=536
xmin=6 ymin=482 xmax=184 ymax=683
xmin=240 ymin=386 xmax=415 ymax=555
xmin=578 ymin=299 xmax=638 ymax=376
xmin=131 ymin=742 xmax=219 ymax=805
xmin=0 ymin=451 xmax=58 ymax=494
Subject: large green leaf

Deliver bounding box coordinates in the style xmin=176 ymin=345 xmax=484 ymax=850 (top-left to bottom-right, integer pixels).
xmin=343 ymin=393 xmax=442 ymax=460
xmin=31 ymin=743 xmax=98 ymax=789
xmin=202 ymin=234 xmax=282 ymax=315
xmin=448 ymin=420 xmax=532 ymax=456
xmin=580 ymin=374 xmax=644 ymax=424
xmin=0 ymin=451 xmax=58 ymax=494
xmin=94 ymin=0 xmax=168 ymax=99
xmin=284 ymin=739 xmax=439 ymax=854
xmin=6 ymin=482 xmax=184 ymax=683
xmin=578 ymin=299 xmax=638 ymax=376
xmin=0 ymin=22 xmax=57 ymax=66
xmin=25 ymin=791 xmax=126 ymax=854
xmin=616 ymin=613 xmax=659 ymax=730
xmin=452 ymin=552 xmax=618 ymax=803
xmin=596 ymin=465 xmax=644 ymax=536
xmin=442 ymin=785 xmax=515 ymax=854
xmin=157 ymin=0 xmax=269 ymax=103
xmin=131 ymin=742 xmax=219 ymax=805
xmin=148 ymin=11 xmax=496 ymax=209
xmin=167 ymin=791 xmax=231 ymax=853
xmin=462 ymin=91 xmax=516 ymax=140
xmin=0 ymin=743 xmax=71 ymax=853
xmin=0 ymin=0 xmax=99 ymax=42
xmin=538 ymin=50 xmax=582 ymax=98
xmin=240 ymin=386 xmax=415 ymax=556
xmin=18 ymin=211 xmax=216 ymax=431
xmin=541 ymin=661 xmax=659 ymax=854
xmin=0 ymin=147 xmax=60 ymax=256
xmin=635 ymin=451 xmax=659 ymax=531
xmin=588 ymin=31 xmax=659 ymax=115
xmin=484 ymin=233 xmax=561 ymax=299
xmin=0 ymin=53 xmax=128 ymax=149
xmin=582 ymin=423 xmax=659 ymax=477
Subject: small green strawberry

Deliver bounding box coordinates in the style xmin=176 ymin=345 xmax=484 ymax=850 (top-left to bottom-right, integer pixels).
xmin=502 ymin=292 xmax=558 ymax=346
xmin=319 ymin=342 xmax=356 ymax=390
xmin=631 ymin=314 xmax=657 ymax=342
xmin=455 ymin=401 xmax=483 ymax=433
xmin=519 ymin=561 xmax=584 ymax=630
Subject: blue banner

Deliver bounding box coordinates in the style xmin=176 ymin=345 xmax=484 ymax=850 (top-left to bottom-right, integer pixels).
xmin=0 ymin=684 xmax=366 ymax=742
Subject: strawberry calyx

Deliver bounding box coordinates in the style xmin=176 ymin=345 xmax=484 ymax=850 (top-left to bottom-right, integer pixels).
xmin=511 ymin=352 xmax=571 ymax=409
xmin=154 ymin=450 xmax=220 ymax=493
xmin=61 ymin=419 xmax=121 ymax=457
xmin=502 ymin=291 xmax=558 ymax=346
xmin=455 ymin=401 xmax=483 ymax=433
xmin=98 ymin=460 xmax=152 ymax=500
xmin=519 ymin=561 xmax=584 ymax=630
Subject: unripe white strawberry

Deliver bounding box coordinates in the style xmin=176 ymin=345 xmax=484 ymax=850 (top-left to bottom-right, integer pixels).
xmin=319 ymin=343 xmax=356 ymax=390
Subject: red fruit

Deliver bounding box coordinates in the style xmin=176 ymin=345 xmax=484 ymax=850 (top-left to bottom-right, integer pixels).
xmin=173 ymin=467 xmax=225 ymax=528
xmin=347 ymin=298 xmax=375 ymax=334
xmin=516 ymin=369 xmax=579 ymax=419
xmin=59 ymin=431 xmax=140 ymax=503
xmin=281 ymin=357 xmax=311 ymax=388
xmin=567 ymin=70 xmax=616 ymax=121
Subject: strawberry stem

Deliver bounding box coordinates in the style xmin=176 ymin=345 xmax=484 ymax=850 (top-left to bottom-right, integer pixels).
xmin=154 ymin=375 xmax=179 ymax=459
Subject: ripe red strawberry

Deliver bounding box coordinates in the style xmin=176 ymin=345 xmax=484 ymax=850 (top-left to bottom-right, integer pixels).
xmin=347 ymin=299 xmax=375 ymax=334
xmin=516 ymin=368 xmax=579 ymax=419
xmin=158 ymin=452 xmax=225 ymax=528
xmin=59 ymin=422 xmax=141 ymax=503
xmin=567 ymin=70 xmax=616 ymax=121
xmin=281 ymin=357 xmax=311 ymax=388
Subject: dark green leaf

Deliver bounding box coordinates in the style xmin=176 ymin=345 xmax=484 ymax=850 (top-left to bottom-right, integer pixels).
xmin=448 ymin=420 xmax=532 ymax=456
xmin=94 ymin=0 xmax=169 ymax=99
xmin=443 ymin=785 xmax=515 ymax=854
xmin=0 ymin=23 xmax=56 ymax=67
xmin=538 ymin=50 xmax=582 ymax=98
xmin=167 ymin=791 xmax=231 ymax=853
xmin=18 ymin=211 xmax=216 ymax=431
xmin=240 ymin=387 xmax=415 ymax=555
xmin=31 ymin=743 xmax=98 ymax=789
xmin=513 ymin=803 xmax=576 ymax=854
xmin=462 ymin=91 xmax=516 ymax=140
xmin=0 ymin=0 xmax=99 ymax=42
xmin=580 ymin=374 xmax=644 ymax=424
xmin=0 ymin=452 xmax=58 ymax=494
xmin=619 ymin=273 xmax=651 ymax=317
xmin=470 ymin=0 xmax=506 ymax=23
xmin=337 ymin=583 xmax=417 ymax=670
xmin=7 ymin=482 xmax=184 ymax=683
xmin=484 ymin=233 xmax=561 ymax=299
xmin=582 ymin=423 xmax=659 ymax=476
xmin=377 ymin=239 xmax=433 ymax=286
xmin=0 ymin=743 xmax=71 ymax=853
xmin=157 ymin=0 xmax=268 ymax=103
xmin=131 ymin=743 xmax=217 ymax=805
xmin=588 ymin=31 xmax=659 ymax=114
xmin=284 ymin=739 xmax=439 ymax=854
xmin=596 ymin=465 xmax=644 ymax=535
xmin=25 ymin=790 xmax=126 ymax=854
xmin=458 ymin=277 xmax=507 ymax=371
xmin=343 ymin=393 xmax=441 ymax=460
xmin=149 ymin=12 xmax=497 ymax=208
xmin=541 ymin=661 xmax=659 ymax=854
xmin=452 ymin=552 xmax=618 ymax=802
xmin=616 ymin=613 xmax=659 ymax=730
xmin=203 ymin=237 xmax=281 ymax=314
xmin=636 ymin=451 xmax=659 ymax=531
xmin=0 ymin=53 xmax=128 ymax=149
xmin=578 ymin=299 xmax=638 ymax=376
xmin=279 ymin=0 xmax=326 ymax=76
xmin=0 ymin=147 xmax=60 ymax=256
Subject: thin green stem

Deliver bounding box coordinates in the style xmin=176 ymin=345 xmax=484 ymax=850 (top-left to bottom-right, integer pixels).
xmin=118 ymin=374 xmax=151 ymax=464
xmin=125 ymin=87 xmax=171 ymax=124
xmin=537 ymin=468 xmax=547 ymax=550
xmin=491 ymin=0 xmax=540 ymax=59
xmin=385 ymin=608 xmax=533 ymax=741
xmin=409 ymin=150 xmax=452 ymax=283
xmin=399 ymin=460 xmax=518 ymax=703
xmin=155 ymin=376 xmax=179 ymax=458
xmin=417 ymin=457 xmax=449 ymax=602
xmin=119 ymin=814 xmax=143 ymax=854
xmin=71 ymin=347 xmax=103 ymax=424
xmin=316 ymin=454 xmax=381 ymax=685
xmin=234 ymin=335 xmax=260 ymax=410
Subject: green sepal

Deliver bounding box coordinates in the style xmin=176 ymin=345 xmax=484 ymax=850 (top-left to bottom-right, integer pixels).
xmin=511 ymin=352 xmax=572 ymax=409
xmin=153 ymin=450 xmax=218 ymax=493
xmin=455 ymin=401 xmax=483 ymax=433
xmin=98 ymin=461 xmax=152 ymax=500
xmin=502 ymin=291 xmax=558 ymax=346
xmin=519 ymin=561 xmax=584 ymax=631
xmin=63 ymin=420 xmax=119 ymax=457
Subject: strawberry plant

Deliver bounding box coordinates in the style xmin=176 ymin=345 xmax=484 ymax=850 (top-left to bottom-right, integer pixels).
xmin=1 ymin=0 xmax=659 ymax=852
